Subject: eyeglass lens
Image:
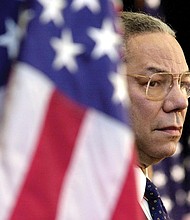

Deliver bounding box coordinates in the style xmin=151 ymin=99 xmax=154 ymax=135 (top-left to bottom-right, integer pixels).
xmin=146 ymin=73 xmax=190 ymax=100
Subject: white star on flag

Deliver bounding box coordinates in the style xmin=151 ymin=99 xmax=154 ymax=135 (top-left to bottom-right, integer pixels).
xmin=37 ymin=0 xmax=66 ymax=26
xmin=162 ymin=196 xmax=174 ymax=213
xmin=88 ymin=19 xmax=121 ymax=61
xmin=109 ymin=66 xmax=129 ymax=105
xmin=71 ymin=0 xmax=100 ymax=13
xmin=51 ymin=30 xmax=84 ymax=73
xmin=0 ymin=19 xmax=22 ymax=59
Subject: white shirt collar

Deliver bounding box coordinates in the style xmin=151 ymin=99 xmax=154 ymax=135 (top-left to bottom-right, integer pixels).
xmin=135 ymin=166 xmax=153 ymax=220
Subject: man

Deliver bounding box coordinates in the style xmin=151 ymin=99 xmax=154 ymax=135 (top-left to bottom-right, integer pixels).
xmin=120 ymin=12 xmax=190 ymax=219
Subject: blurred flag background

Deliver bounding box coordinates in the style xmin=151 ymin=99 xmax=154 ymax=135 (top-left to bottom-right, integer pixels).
xmin=0 ymin=0 xmax=142 ymax=219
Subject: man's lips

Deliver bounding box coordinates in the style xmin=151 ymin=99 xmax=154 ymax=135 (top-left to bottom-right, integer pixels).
xmin=155 ymin=126 xmax=182 ymax=136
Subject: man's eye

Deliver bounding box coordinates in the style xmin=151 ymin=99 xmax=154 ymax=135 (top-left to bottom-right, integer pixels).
xmin=149 ymin=81 xmax=160 ymax=87
xmin=181 ymin=81 xmax=190 ymax=89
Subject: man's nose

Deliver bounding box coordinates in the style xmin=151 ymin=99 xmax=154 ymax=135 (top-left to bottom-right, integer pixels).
xmin=163 ymin=82 xmax=188 ymax=112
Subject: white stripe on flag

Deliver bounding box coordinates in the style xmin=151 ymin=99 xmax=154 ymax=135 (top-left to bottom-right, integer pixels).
xmin=56 ymin=109 xmax=134 ymax=220
xmin=0 ymin=63 xmax=54 ymax=220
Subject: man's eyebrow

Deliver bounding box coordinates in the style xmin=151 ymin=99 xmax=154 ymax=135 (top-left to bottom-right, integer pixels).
xmin=146 ymin=67 xmax=190 ymax=74
xmin=146 ymin=67 xmax=166 ymax=73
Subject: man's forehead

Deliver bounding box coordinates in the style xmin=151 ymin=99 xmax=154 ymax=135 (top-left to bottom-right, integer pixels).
xmin=126 ymin=33 xmax=187 ymax=71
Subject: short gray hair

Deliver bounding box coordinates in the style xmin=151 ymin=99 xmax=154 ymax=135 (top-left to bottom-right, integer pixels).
xmin=121 ymin=11 xmax=175 ymax=38
xmin=120 ymin=12 xmax=176 ymax=61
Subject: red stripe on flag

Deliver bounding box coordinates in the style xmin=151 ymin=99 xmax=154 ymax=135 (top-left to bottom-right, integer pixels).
xmin=10 ymin=90 xmax=86 ymax=220
xmin=111 ymin=146 xmax=144 ymax=220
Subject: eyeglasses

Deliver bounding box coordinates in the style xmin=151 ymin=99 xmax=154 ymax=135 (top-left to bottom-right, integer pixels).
xmin=126 ymin=72 xmax=190 ymax=101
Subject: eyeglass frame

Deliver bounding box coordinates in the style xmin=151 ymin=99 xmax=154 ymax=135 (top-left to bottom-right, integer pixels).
xmin=125 ymin=71 xmax=190 ymax=101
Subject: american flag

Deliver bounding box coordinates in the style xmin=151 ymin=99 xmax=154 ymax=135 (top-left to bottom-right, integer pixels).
xmin=0 ymin=0 xmax=142 ymax=219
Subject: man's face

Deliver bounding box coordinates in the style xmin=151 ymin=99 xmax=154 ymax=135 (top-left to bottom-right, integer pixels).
xmin=126 ymin=32 xmax=189 ymax=168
